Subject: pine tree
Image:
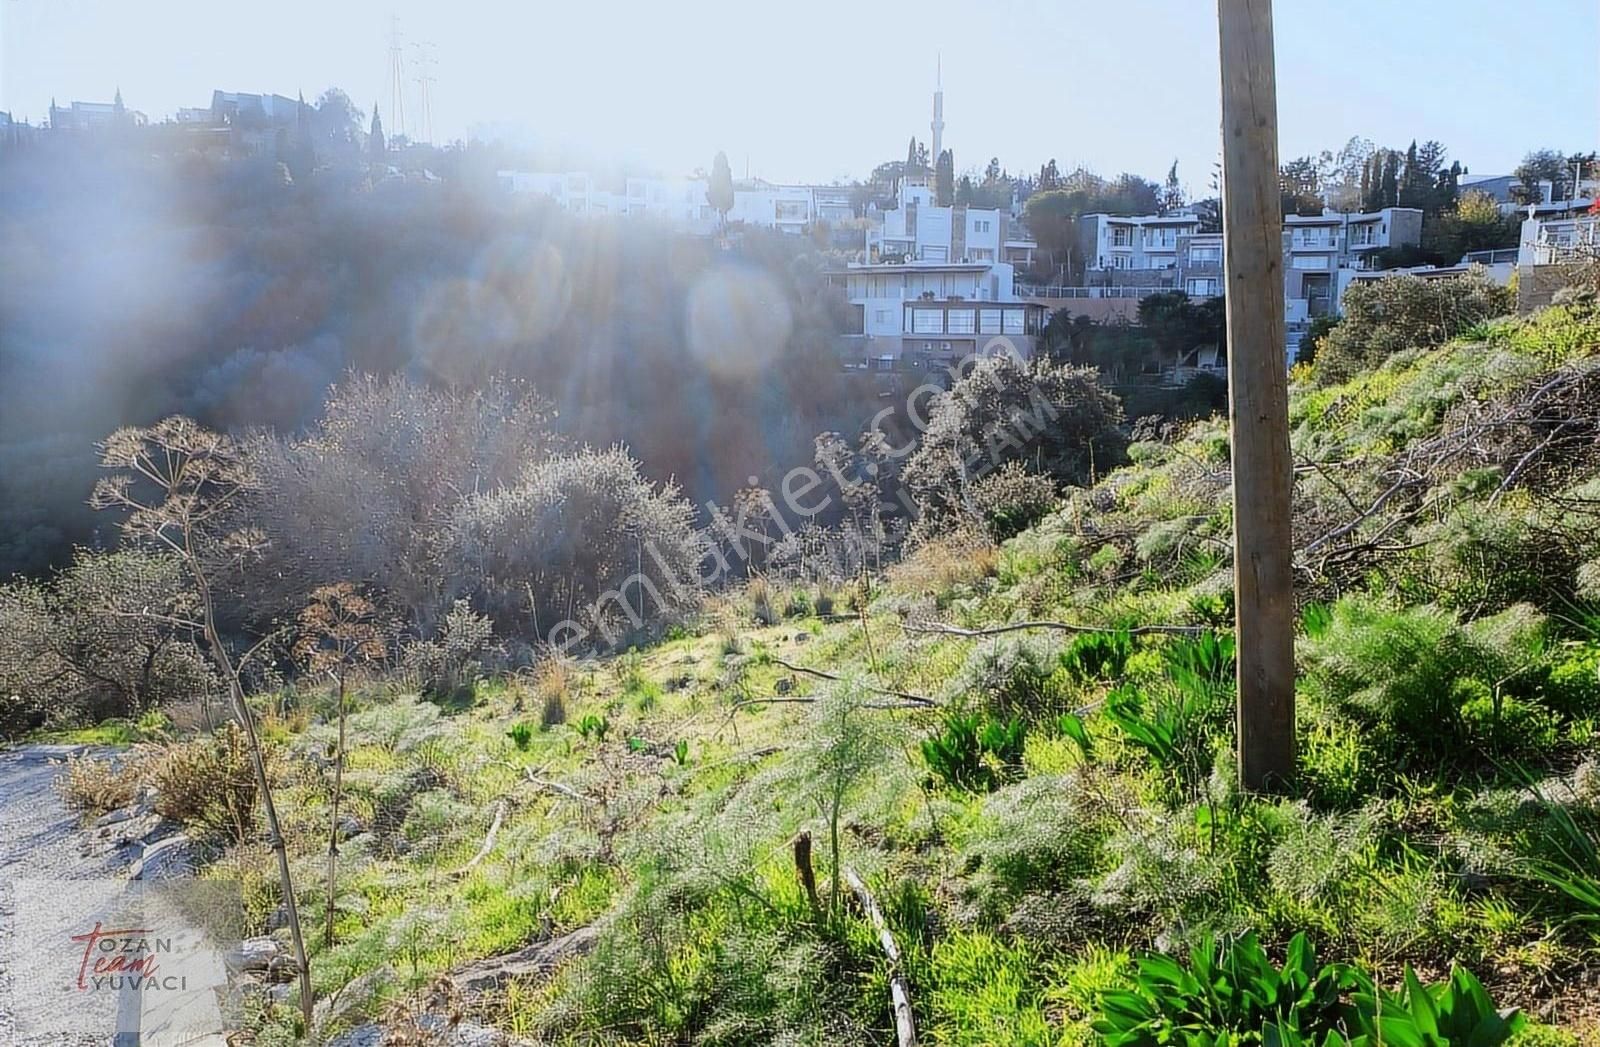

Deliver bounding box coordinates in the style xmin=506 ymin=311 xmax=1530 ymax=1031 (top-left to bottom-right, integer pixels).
xmin=935 ymin=149 xmax=954 ymax=206
xmin=368 ymin=104 xmax=386 ymax=161
xmin=1439 ymin=161 xmax=1462 ymax=213
xmin=1037 ymin=159 xmax=1060 ymax=191
xmin=1161 ymin=159 xmax=1184 ymax=214
xmin=708 ymin=151 xmax=735 ymax=227
xmin=1381 ymin=152 xmax=1400 ymax=209
xmin=294 ymin=91 xmax=316 ymax=179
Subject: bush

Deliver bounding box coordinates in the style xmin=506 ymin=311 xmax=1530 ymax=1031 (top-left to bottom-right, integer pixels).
xmin=970 ymin=462 xmax=1059 ymax=542
xmin=400 ymin=600 xmax=499 ymax=703
xmin=56 ymin=753 xmax=140 ymax=815
xmin=1316 ymin=270 xmax=1513 ymax=384
xmin=965 ymin=772 xmax=1111 ymax=904
xmin=903 ymin=355 xmax=1125 ymax=523
xmin=148 ymin=722 xmax=261 ymax=841
xmin=1 ymin=551 xmax=214 ymax=736
xmin=947 ymin=635 xmax=1071 ymax=721
xmin=1296 ymin=315 xmax=1339 ymax=366
xmin=1301 ymin=598 xmax=1558 ymax=769
xmin=245 ymin=373 xmax=558 ymax=624
xmin=444 ymin=448 xmax=704 ymax=647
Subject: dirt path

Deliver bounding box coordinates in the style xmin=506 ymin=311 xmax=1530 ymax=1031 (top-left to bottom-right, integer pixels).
xmin=0 ymin=744 xmax=126 ymax=1046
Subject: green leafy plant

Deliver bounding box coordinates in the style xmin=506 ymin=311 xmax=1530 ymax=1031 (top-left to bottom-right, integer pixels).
xmin=1165 ymin=630 xmax=1236 ymax=692
xmin=506 ymin=721 xmax=536 ymax=751
xmin=1105 ymin=681 xmax=1224 ymax=798
xmin=1346 ymin=966 xmax=1525 ymax=1047
xmin=1094 ymin=933 xmax=1523 ymax=1047
xmin=922 ymin=711 xmax=1027 ymax=792
xmin=575 ymin=714 xmax=610 ymax=741
xmin=1095 ymin=933 xmax=1362 ymax=1047
xmin=1062 ymin=630 xmax=1134 ymax=681
xmin=1517 ymin=771 xmax=1600 ymax=938
xmin=1057 ymin=712 xmax=1095 ymax=761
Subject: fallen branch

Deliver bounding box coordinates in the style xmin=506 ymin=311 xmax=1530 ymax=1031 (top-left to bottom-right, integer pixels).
xmin=767 ymin=656 xmax=939 ymax=707
xmin=451 ymin=800 xmax=507 ymax=879
xmin=904 ymin=619 xmax=1205 ymax=639
xmin=697 ymin=745 xmax=785 ymax=769
xmin=728 ymin=695 xmax=933 ymax=713
xmin=844 ymin=867 xmax=917 ymax=1047
xmin=523 ymin=770 xmax=599 ymax=805
xmin=451 ymin=923 xmax=601 ymax=993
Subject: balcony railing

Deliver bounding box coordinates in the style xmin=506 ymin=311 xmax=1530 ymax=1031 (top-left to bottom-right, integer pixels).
xmin=1016 ymin=285 xmax=1175 ymax=300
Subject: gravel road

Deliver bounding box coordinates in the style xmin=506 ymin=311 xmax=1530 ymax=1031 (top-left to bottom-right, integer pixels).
xmin=0 ymin=744 xmax=127 ymax=1046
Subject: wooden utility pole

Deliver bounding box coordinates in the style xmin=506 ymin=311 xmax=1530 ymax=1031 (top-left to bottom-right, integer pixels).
xmin=1218 ymin=0 xmax=1295 ymax=791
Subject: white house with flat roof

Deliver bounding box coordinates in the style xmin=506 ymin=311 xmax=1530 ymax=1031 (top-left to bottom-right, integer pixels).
xmin=865 ymin=178 xmax=1035 ymax=267
xmin=1516 ymin=210 xmax=1600 ymax=311
xmin=830 ymin=260 xmax=1045 ymax=367
xmin=1282 ymin=207 xmax=1423 ymax=329
xmin=1079 ymin=212 xmax=1204 ymax=275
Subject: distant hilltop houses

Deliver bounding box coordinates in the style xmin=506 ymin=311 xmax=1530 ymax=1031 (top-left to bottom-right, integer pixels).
xmin=0 ymin=87 xmax=416 ymax=172
xmin=5 ymin=76 xmax=1594 ymax=375
xmin=496 ymin=170 xmax=835 ymax=237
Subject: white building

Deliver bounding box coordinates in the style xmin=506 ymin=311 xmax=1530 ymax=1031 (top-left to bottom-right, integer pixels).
xmin=831 ymin=260 xmax=1045 ymax=367
xmin=1282 ymin=207 xmax=1423 ymax=326
xmin=1516 ymin=210 xmax=1599 ymax=311
xmin=866 ymin=177 xmax=1034 ymax=268
xmin=726 ymin=181 xmax=815 ymax=234
xmin=1519 ymin=211 xmax=1600 ymax=267
xmin=497 ymin=170 xmax=826 ymax=235
xmin=48 ymin=91 xmax=148 ymax=131
xmin=1078 ymin=212 xmax=1205 ymax=277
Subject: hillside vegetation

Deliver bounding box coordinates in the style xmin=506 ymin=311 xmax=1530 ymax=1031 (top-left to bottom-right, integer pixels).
xmin=42 ymin=296 xmax=1600 ymax=1045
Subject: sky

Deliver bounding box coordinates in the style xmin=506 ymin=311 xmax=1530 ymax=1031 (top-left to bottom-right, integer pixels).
xmin=3 ymin=0 xmax=1597 ymax=193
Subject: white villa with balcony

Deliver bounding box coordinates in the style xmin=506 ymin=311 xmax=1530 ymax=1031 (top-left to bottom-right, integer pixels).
xmin=866 ymin=177 xmax=1036 ymax=269
xmin=1516 ymin=210 xmax=1600 ymax=311
xmin=1079 ymin=212 xmax=1205 ymax=274
xmin=831 ymin=260 xmax=1045 ymax=368
xmin=1280 ymin=207 xmax=1423 ymax=364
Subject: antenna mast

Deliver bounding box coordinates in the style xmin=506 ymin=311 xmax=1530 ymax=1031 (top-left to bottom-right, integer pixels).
xmin=412 ymin=41 xmax=437 ymax=144
xmin=386 ymin=15 xmax=407 ymax=139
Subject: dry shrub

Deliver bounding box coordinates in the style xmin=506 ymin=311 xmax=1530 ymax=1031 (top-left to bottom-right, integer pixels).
xmin=56 ymin=752 xmax=141 ymax=815
xmin=970 ymin=461 xmax=1060 ymax=541
xmin=746 ymin=576 xmax=779 ymax=626
xmin=147 ymin=722 xmax=260 ymax=841
xmin=532 ymin=657 xmax=574 ymax=727
xmin=889 ymin=527 xmax=1000 ymax=595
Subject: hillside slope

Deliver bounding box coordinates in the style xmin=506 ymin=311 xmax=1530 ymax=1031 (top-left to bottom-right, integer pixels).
xmin=56 ymin=301 xmax=1600 ymax=1046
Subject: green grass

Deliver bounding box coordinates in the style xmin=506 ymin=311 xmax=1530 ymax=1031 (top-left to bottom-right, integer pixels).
xmin=80 ymin=303 xmax=1600 ymax=1044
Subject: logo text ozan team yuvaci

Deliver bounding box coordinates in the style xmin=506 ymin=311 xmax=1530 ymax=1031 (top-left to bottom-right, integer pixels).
xmin=70 ymin=921 xmax=188 ymax=991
